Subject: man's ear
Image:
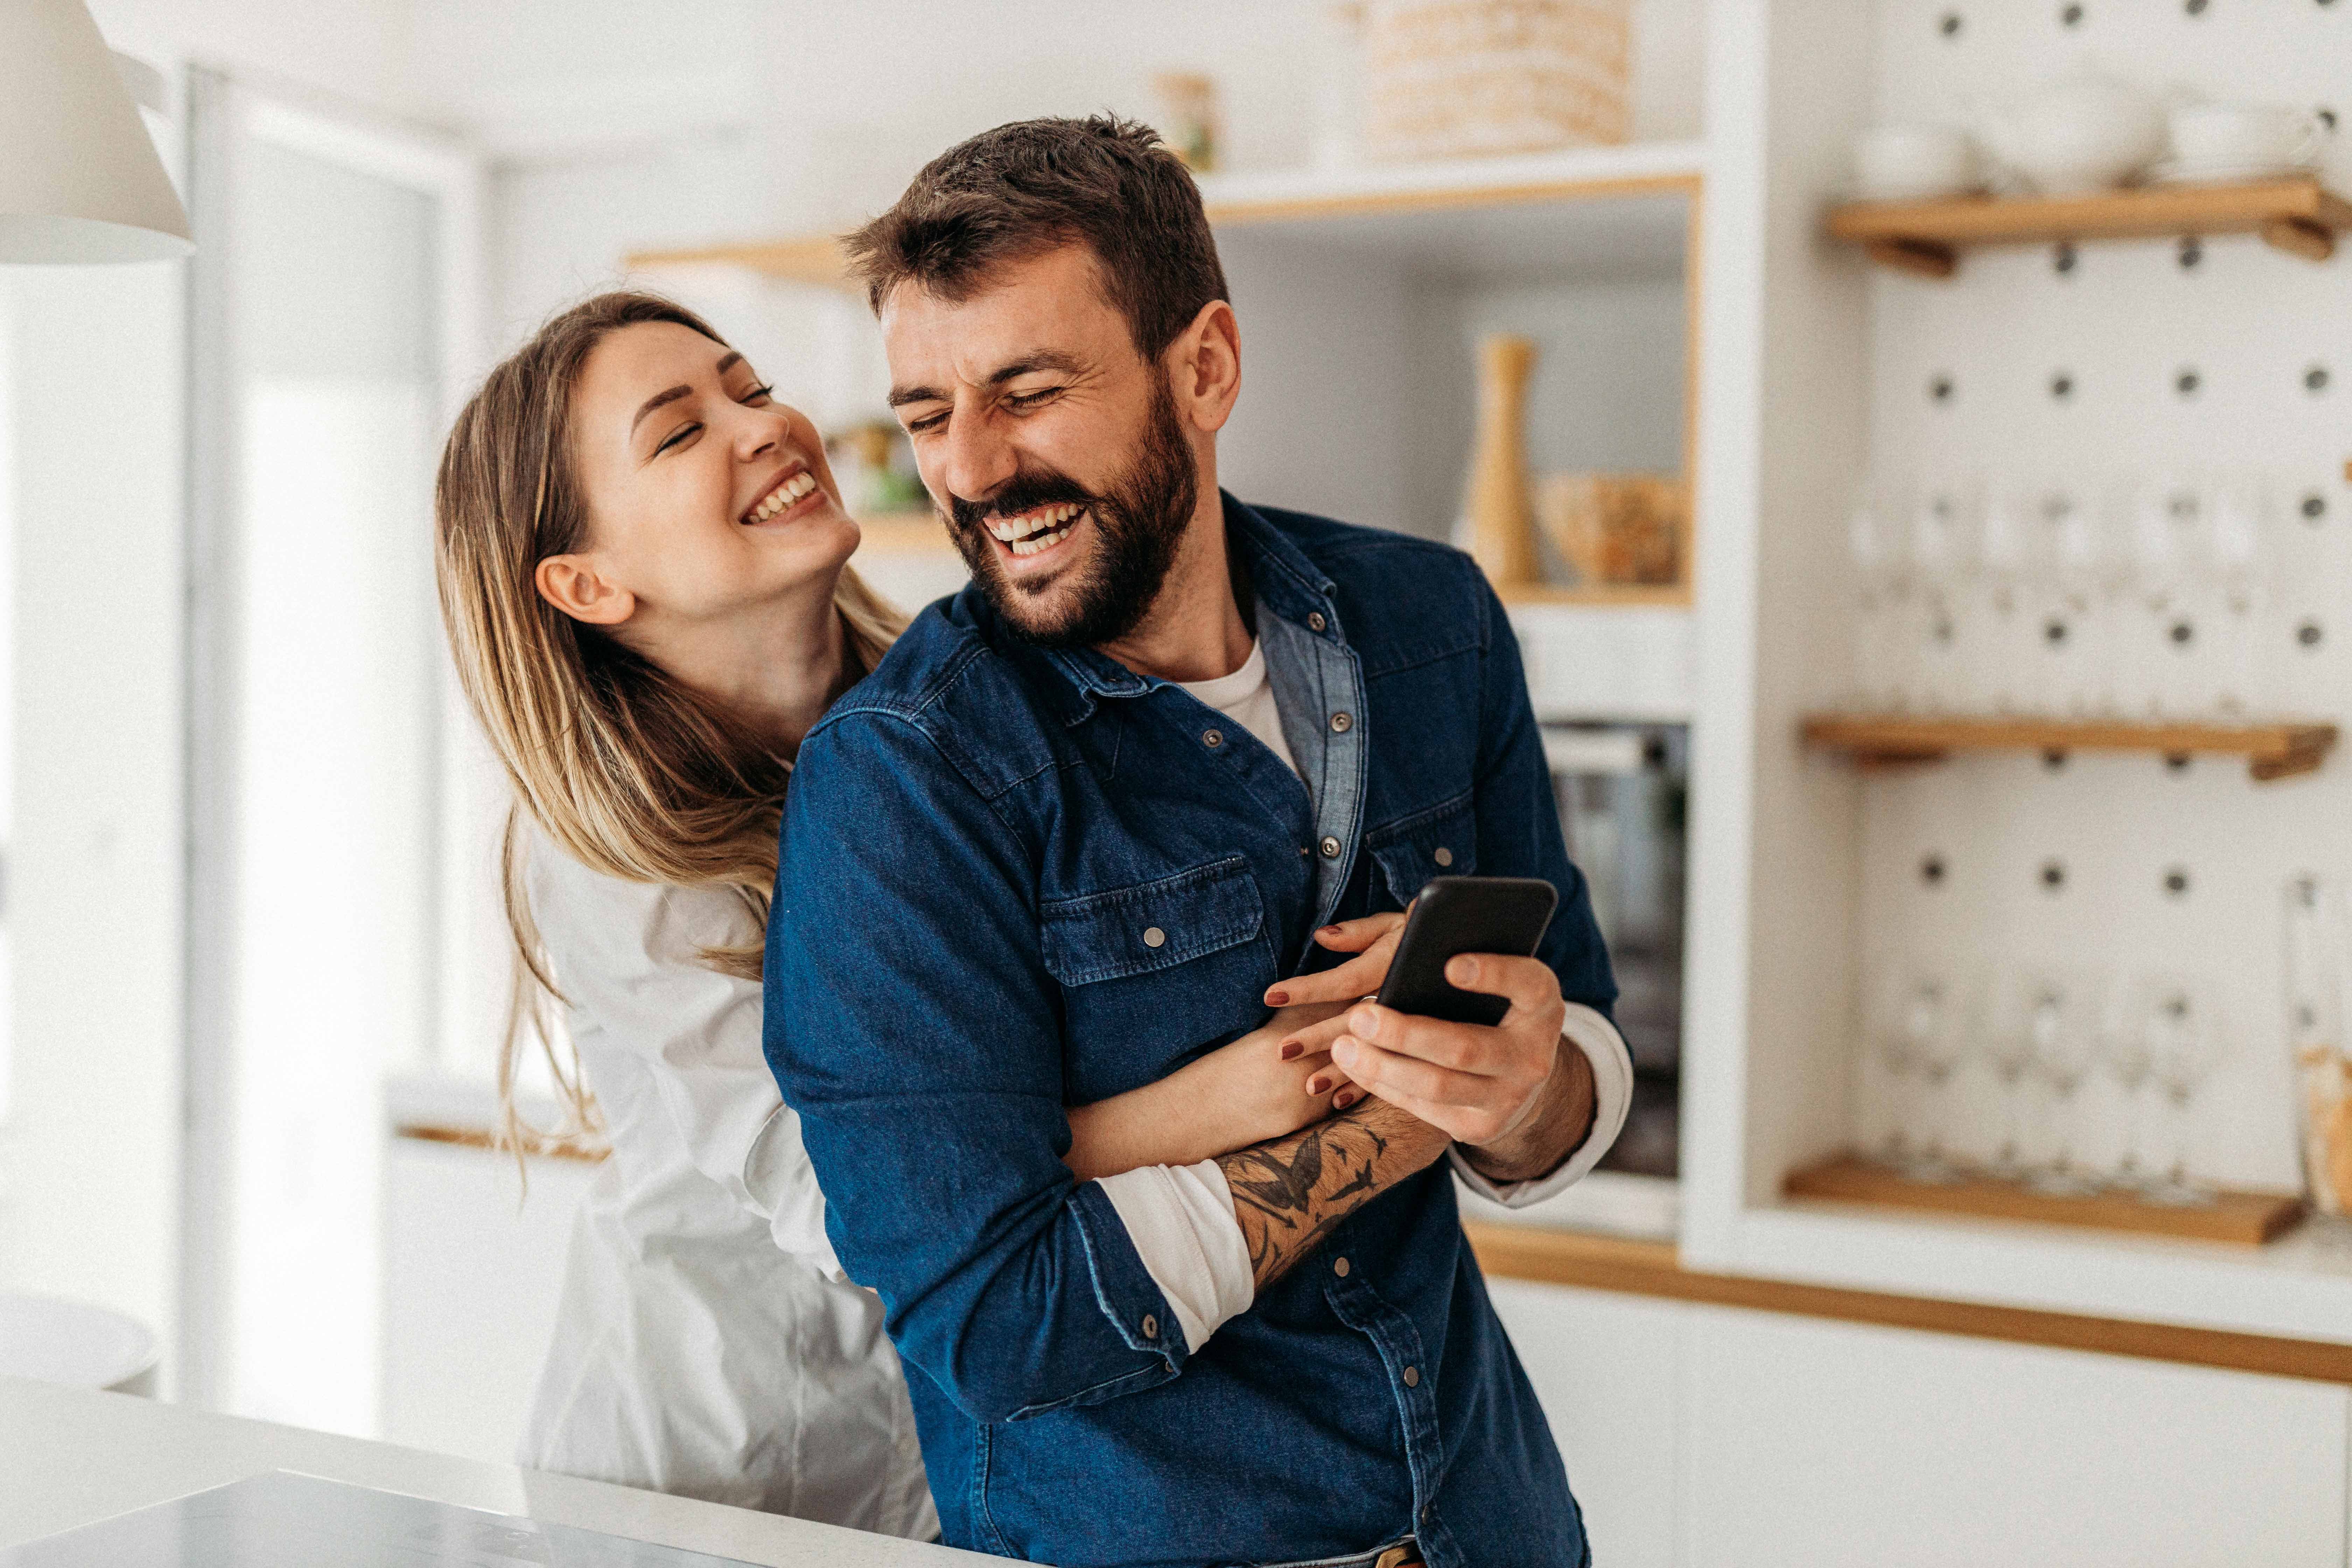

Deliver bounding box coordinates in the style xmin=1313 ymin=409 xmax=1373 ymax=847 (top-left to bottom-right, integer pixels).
xmin=1168 ymin=298 xmax=1240 ymax=435
xmin=534 ymin=553 xmax=637 ymax=627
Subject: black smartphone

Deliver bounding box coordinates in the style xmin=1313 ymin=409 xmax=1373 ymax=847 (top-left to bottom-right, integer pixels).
xmin=1373 ymin=876 xmax=1559 ymax=1027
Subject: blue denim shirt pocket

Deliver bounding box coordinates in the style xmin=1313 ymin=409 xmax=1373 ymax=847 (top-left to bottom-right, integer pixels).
xmin=1364 ymin=792 xmax=1478 ymax=909
xmin=1039 ymin=855 xmax=1266 ymax=984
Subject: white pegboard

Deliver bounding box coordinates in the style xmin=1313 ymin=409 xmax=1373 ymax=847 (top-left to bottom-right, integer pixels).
xmin=1850 ymin=0 xmax=2352 ymax=1190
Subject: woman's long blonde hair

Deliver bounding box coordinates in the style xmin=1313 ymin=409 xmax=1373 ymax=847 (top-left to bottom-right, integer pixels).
xmin=433 ymin=291 xmax=903 ymax=1153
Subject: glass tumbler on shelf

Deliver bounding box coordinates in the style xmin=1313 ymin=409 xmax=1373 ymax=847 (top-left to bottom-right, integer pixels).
xmin=2121 ymin=472 xmax=2213 ymax=721
xmin=2135 ymin=971 xmax=2227 ymax=1206
xmin=1909 ymin=477 xmax=1982 ymax=716
xmin=1869 ymin=966 xmax=1964 ymax=1181
xmin=2205 ymin=470 xmax=2276 ymax=720
xmin=1977 ymin=967 xmax=2038 ymax=1181
xmin=2020 ymin=968 xmax=2103 ymax=1196
xmin=2285 ymin=874 xmax=2352 ymax=1217
xmin=1976 ymin=484 xmax=2035 ymax=715
xmin=1846 ymin=477 xmax=1913 ymax=712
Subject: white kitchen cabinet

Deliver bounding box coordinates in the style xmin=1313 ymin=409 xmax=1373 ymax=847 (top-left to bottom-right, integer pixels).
xmin=1678 ymin=1304 xmax=2348 ymax=1568
xmin=1488 ymin=1278 xmax=1682 ymax=1568
xmin=381 ymin=1136 xmax=595 ymax=1465
xmin=1491 ymin=1276 xmax=2350 ymax=1568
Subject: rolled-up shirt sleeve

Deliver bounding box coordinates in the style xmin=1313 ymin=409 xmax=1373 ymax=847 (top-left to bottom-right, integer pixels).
xmin=765 ymin=709 xmax=1187 ymax=1425
xmin=1448 ymin=1003 xmax=1634 ymax=1208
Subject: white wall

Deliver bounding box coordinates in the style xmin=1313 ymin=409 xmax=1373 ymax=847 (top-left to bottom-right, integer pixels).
xmin=0 ymin=263 xmax=188 ymax=1364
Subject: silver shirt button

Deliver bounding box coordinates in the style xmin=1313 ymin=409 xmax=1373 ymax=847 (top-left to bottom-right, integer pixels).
xmin=1434 ymin=847 xmax=1453 ymax=867
xmin=1320 ymin=836 xmax=1342 ymax=859
xmin=1329 ymin=712 xmax=1353 ymax=734
xmin=1143 ymin=926 xmax=1166 ymax=948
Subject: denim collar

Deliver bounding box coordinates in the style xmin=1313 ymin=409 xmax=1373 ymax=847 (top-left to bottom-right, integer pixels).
xmin=1028 ymin=490 xmax=1345 ymax=722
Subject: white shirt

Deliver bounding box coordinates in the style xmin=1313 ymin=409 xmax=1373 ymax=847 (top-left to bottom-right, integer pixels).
xmin=1096 ymin=641 xmax=1636 ymax=1355
xmin=515 ymin=834 xmax=936 ymax=1539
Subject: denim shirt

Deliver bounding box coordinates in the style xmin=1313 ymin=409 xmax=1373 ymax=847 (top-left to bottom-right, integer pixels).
xmin=766 ymin=494 xmax=1615 ymax=1568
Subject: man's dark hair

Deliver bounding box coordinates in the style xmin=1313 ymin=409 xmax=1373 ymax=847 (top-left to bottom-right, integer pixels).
xmin=845 ymin=114 xmax=1230 ymax=362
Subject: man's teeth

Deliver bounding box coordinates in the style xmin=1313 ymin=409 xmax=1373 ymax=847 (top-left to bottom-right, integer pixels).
xmin=988 ymin=503 xmax=1085 ymax=553
xmin=745 ymin=470 xmax=818 ymax=523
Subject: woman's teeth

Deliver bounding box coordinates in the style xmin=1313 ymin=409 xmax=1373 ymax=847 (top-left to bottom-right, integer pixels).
xmin=744 ymin=470 xmax=818 ymax=523
xmin=989 ymin=502 xmax=1084 ymax=557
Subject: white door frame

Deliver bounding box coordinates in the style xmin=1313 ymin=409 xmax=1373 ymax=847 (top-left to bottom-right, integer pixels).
xmin=179 ymin=66 xmax=487 ymax=1412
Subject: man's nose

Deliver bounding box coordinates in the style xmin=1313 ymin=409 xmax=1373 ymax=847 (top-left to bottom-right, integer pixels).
xmin=929 ymin=407 xmax=1018 ymax=510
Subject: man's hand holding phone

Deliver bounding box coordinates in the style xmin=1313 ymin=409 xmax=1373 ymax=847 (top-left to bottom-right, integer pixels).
xmin=1265 ymin=878 xmax=1598 ymax=1184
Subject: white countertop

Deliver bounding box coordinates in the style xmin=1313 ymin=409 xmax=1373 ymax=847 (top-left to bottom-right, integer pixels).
xmin=0 ymin=1376 xmax=988 ymax=1566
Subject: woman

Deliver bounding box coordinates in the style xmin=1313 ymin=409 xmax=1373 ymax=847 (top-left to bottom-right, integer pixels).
xmin=432 ymin=292 xmax=1398 ymax=1534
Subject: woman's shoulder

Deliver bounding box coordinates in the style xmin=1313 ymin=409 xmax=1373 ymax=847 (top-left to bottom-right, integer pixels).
xmin=521 ymin=820 xmax=761 ymax=983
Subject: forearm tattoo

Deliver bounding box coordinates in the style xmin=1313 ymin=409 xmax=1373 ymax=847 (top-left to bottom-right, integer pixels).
xmin=1218 ymin=1100 xmax=1438 ymax=1289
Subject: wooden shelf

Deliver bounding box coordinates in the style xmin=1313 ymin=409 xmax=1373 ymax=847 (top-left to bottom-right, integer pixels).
xmin=1784 ymin=1155 xmax=2304 ymax=1249
xmin=1461 ymin=1220 xmax=2352 ymax=1385
xmin=1827 ymin=176 xmax=2352 ymax=278
xmin=1497 ymin=580 xmax=1690 ymax=609
xmin=1801 ymin=713 xmax=2337 ymax=781
xmin=626 ymin=141 xmax=1708 ymax=288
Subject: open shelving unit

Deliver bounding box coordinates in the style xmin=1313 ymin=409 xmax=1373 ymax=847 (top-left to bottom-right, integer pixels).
xmin=1826 ymin=175 xmax=2352 ymax=278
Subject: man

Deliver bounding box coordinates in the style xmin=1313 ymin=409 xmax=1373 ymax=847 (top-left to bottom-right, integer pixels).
xmin=765 ymin=117 xmax=1632 ymax=1568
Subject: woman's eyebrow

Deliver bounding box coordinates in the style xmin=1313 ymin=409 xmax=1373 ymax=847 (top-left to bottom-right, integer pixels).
xmin=629 ymin=354 xmax=748 ymax=436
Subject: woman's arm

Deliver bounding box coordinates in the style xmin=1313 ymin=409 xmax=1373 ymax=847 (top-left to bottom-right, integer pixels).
xmin=1061 ymin=912 xmax=1406 ymax=1182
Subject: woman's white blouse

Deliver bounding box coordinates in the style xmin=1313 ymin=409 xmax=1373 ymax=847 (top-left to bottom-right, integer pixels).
xmin=515 ymin=835 xmax=936 ymax=1539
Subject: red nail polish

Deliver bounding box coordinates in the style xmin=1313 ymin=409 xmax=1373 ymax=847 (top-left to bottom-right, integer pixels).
xmin=1265 ymin=989 xmax=1290 ymax=1006
xmin=1307 ymin=1077 xmax=1329 ymax=1095
xmin=1279 ymin=1041 xmax=1302 ymax=1060
xmin=1333 ymin=1091 xmax=1358 ymax=1110
xmin=1321 ymin=925 xmax=1343 ymax=936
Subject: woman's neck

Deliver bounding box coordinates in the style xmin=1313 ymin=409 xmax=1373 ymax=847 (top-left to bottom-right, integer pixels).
xmin=643 ymin=590 xmax=849 ymax=762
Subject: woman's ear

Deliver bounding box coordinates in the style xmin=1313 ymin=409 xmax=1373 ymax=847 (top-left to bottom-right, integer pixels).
xmin=534 ymin=554 xmax=637 ymax=626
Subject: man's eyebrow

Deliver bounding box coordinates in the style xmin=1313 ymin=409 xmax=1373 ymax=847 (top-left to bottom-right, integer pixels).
xmin=886 ymin=351 xmax=1088 ymax=411
xmin=630 ymin=354 xmax=747 ymax=436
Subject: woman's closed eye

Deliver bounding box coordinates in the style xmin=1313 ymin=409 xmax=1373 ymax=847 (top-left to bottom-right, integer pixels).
xmin=650 ymin=385 xmax=777 ymax=457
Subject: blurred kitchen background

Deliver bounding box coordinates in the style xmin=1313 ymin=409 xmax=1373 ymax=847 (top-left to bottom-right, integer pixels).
xmin=6 ymin=2 xmax=2352 ymax=1563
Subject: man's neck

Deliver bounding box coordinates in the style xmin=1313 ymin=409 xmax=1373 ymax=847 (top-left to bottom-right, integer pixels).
xmin=1094 ymin=486 xmax=1252 ymax=684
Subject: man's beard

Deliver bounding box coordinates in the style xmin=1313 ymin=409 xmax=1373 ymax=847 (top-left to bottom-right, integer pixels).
xmin=942 ymin=379 xmax=1197 ymax=649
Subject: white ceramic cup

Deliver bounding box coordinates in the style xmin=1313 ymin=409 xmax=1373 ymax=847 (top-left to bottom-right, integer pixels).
xmin=2168 ymin=103 xmax=2324 ymax=172
xmin=1854 ymin=124 xmax=1983 ymax=201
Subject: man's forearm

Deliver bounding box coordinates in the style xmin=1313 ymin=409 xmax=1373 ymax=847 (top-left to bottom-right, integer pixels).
xmin=1218 ymin=1098 xmax=1449 ymax=1290
xmin=1460 ymin=1031 xmax=1596 ymax=1184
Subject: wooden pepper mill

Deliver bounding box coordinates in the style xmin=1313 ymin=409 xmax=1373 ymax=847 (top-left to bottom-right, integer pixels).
xmin=1464 ymin=333 xmax=1542 ymax=589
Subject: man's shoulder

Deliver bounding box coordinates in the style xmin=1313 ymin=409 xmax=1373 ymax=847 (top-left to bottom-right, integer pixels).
xmin=804 ymin=591 xmax=1058 ymax=799
xmin=1245 ymin=501 xmax=1495 ymax=665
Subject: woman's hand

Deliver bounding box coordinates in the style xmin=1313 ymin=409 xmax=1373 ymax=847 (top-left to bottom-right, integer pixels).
xmin=1057 ymin=913 xmax=1410 ymax=1180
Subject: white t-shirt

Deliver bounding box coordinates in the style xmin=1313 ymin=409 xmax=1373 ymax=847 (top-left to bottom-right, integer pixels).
xmin=1094 ymin=640 xmax=1637 ymax=1357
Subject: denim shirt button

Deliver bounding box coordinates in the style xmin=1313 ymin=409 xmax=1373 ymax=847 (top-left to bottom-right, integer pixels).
xmin=1307 ymin=611 xmax=1328 ymax=633
xmin=1143 ymin=926 xmax=1166 ymax=949
xmin=1402 ymin=1365 xmax=1420 ymax=1388
xmin=1320 ymin=836 xmax=1342 ymax=859
xmin=1332 ymin=1256 xmax=1350 ymax=1278
xmin=1142 ymin=1314 xmax=1159 ymax=1340
xmin=1434 ymin=847 xmax=1453 ymax=867
xmin=1203 ymin=728 xmax=1223 ymax=748
xmin=1329 ymin=711 xmax=1353 ymax=734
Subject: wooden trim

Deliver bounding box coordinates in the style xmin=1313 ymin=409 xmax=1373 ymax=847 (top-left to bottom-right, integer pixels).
xmin=626 ymin=234 xmax=853 ymax=290
xmin=1801 ymin=713 xmax=2338 ymax=782
xmin=1464 ymin=1222 xmax=2352 ymax=1386
xmin=1205 ymin=169 xmax=1701 ymax=228
xmin=393 ymin=1122 xmax=609 ymax=1164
